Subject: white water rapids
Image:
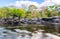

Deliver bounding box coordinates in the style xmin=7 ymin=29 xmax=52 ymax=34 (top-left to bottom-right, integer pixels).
xmin=31 ymin=32 xmax=60 ymax=39
xmin=0 ymin=28 xmax=60 ymax=39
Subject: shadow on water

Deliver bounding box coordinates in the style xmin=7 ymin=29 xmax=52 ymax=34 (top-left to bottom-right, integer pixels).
xmin=5 ymin=24 xmax=60 ymax=34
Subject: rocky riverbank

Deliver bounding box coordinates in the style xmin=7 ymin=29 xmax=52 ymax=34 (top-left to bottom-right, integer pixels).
xmin=0 ymin=16 xmax=60 ymax=26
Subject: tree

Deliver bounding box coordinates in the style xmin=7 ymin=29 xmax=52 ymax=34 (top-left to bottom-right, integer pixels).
xmin=41 ymin=6 xmax=48 ymax=18
xmin=29 ymin=5 xmax=37 ymax=14
xmin=45 ymin=8 xmax=52 ymax=17
xmin=16 ymin=8 xmax=26 ymax=19
xmin=48 ymin=5 xmax=55 ymax=11
xmin=51 ymin=10 xmax=58 ymax=16
xmin=0 ymin=7 xmax=10 ymax=18
xmin=28 ymin=5 xmax=41 ymax=18
xmin=10 ymin=7 xmax=26 ymax=19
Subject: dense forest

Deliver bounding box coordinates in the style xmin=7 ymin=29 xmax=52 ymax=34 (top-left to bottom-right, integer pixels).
xmin=0 ymin=5 xmax=60 ymax=19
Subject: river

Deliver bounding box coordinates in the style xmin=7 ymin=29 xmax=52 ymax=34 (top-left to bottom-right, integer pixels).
xmin=0 ymin=26 xmax=60 ymax=39
xmin=0 ymin=27 xmax=31 ymax=39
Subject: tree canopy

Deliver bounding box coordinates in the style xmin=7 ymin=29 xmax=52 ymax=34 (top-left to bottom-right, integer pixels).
xmin=0 ymin=5 xmax=60 ymax=19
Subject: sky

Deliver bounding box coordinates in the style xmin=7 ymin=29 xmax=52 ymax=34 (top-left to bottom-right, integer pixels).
xmin=0 ymin=0 xmax=44 ymax=7
xmin=0 ymin=0 xmax=60 ymax=8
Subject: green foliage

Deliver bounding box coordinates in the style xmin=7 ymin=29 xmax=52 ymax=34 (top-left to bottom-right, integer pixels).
xmin=45 ymin=8 xmax=52 ymax=17
xmin=0 ymin=5 xmax=60 ymax=19
xmin=49 ymin=6 xmax=54 ymax=9
xmin=16 ymin=8 xmax=26 ymax=18
xmin=0 ymin=7 xmax=10 ymax=18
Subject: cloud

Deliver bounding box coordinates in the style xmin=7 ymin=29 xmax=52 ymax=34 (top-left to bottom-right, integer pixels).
xmin=9 ymin=0 xmax=60 ymax=9
xmin=10 ymin=1 xmax=40 ymax=8
xmin=40 ymin=0 xmax=60 ymax=7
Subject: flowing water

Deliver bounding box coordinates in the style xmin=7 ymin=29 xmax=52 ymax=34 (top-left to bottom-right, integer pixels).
xmin=0 ymin=27 xmax=31 ymax=39
xmin=0 ymin=27 xmax=60 ymax=39
xmin=0 ymin=27 xmax=17 ymax=39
